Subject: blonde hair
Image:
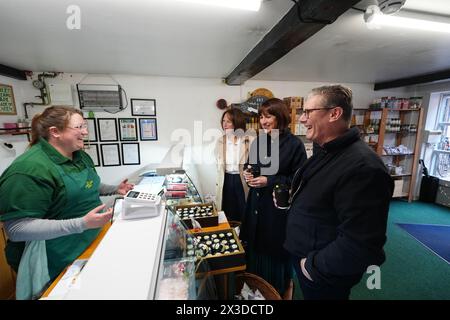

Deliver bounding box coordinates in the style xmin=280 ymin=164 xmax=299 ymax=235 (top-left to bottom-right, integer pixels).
xmin=30 ymin=106 xmax=83 ymax=146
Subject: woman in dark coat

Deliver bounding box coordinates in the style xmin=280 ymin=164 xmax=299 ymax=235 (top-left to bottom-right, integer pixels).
xmin=241 ymin=98 xmax=307 ymax=297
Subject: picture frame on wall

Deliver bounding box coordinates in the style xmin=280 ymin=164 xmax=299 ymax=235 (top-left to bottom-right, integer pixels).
xmin=100 ymin=143 xmax=121 ymax=167
xmin=121 ymin=143 xmax=140 ymax=165
xmin=118 ymin=118 xmax=138 ymax=141
xmin=84 ymin=118 xmax=97 ymax=142
xmin=139 ymin=118 xmax=158 ymax=141
xmin=0 ymin=84 xmax=17 ymax=115
xmin=84 ymin=144 xmax=100 ymax=167
xmin=131 ymin=99 xmax=156 ymax=116
xmin=98 ymin=118 xmax=118 ymax=142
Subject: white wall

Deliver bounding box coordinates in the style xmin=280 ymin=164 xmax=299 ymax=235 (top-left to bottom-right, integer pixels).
xmin=1 ymin=72 xmax=413 ymax=197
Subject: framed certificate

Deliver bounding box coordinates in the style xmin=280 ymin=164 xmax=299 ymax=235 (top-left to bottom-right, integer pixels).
xmin=84 ymin=144 xmax=100 ymax=166
xmin=131 ymin=99 xmax=156 ymax=116
xmin=0 ymin=84 xmax=17 ymax=115
xmin=139 ymin=118 xmax=158 ymax=141
xmin=121 ymin=143 xmax=140 ymax=165
xmin=100 ymin=143 xmax=121 ymax=167
xmin=84 ymin=118 xmax=97 ymax=142
xmin=98 ymin=118 xmax=118 ymax=142
xmin=118 ymin=118 xmax=138 ymax=141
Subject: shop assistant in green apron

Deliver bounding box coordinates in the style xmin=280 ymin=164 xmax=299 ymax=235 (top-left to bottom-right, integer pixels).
xmin=0 ymin=107 xmax=130 ymax=297
xmin=0 ymin=137 xmax=103 ymax=279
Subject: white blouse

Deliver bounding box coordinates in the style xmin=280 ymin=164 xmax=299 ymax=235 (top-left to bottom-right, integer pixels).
xmin=225 ymin=135 xmax=242 ymax=174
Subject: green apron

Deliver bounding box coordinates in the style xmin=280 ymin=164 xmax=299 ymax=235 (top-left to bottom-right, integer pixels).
xmin=16 ymin=155 xmax=102 ymax=299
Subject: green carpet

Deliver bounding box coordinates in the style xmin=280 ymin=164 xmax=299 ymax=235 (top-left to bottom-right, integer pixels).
xmin=293 ymin=200 xmax=450 ymax=300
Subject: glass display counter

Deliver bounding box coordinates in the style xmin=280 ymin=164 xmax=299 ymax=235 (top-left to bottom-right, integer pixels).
xmin=43 ymin=167 xmax=230 ymax=299
xmin=154 ymin=205 xmax=218 ymax=300
xmin=164 ymin=171 xmax=203 ymax=206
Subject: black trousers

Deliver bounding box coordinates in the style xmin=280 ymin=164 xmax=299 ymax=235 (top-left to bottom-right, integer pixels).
xmin=291 ymin=256 xmax=352 ymax=300
xmin=222 ymin=173 xmax=246 ymax=222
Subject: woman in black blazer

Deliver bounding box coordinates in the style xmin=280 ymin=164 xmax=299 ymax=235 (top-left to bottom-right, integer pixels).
xmin=241 ymin=98 xmax=307 ymax=298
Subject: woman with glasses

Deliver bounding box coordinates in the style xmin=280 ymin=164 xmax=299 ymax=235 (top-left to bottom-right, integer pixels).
xmin=0 ymin=106 xmax=133 ymax=299
xmin=241 ymin=98 xmax=307 ymax=299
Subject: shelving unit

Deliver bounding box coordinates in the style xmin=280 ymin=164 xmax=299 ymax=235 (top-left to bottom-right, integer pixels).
xmin=283 ymin=96 xmax=304 ymax=136
xmin=0 ymin=127 xmax=31 ymax=141
xmin=355 ymin=108 xmax=424 ymax=202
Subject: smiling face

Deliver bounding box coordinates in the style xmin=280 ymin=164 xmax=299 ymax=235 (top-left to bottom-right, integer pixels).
xmin=51 ymin=113 xmax=88 ymax=157
xmin=300 ymin=94 xmax=334 ymax=146
xmin=222 ymin=113 xmax=235 ymax=135
xmin=260 ymin=111 xmax=278 ymax=133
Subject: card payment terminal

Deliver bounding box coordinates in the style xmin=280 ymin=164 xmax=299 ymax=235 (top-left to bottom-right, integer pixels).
xmin=122 ymin=190 xmax=162 ymax=220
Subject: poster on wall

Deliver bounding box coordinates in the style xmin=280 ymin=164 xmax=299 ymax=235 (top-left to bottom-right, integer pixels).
xmin=98 ymin=118 xmax=118 ymax=142
xmin=139 ymin=118 xmax=158 ymax=141
xmin=131 ymin=99 xmax=156 ymax=116
xmin=0 ymin=84 xmax=17 ymax=115
xmin=118 ymin=118 xmax=138 ymax=141
xmin=100 ymin=143 xmax=121 ymax=166
xmin=121 ymin=143 xmax=140 ymax=165
xmin=84 ymin=144 xmax=100 ymax=166
xmin=84 ymin=118 xmax=97 ymax=142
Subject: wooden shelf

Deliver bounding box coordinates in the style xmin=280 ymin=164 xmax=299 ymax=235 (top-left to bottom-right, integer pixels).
xmin=433 ymin=149 xmax=450 ymax=153
xmin=384 ymin=108 xmax=421 ymax=112
xmin=0 ymin=130 xmax=31 ymax=136
xmin=392 ymin=192 xmax=409 ymax=198
xmin=384 ymin=131 xmax=417 ymax=134
xmin=382 ymin=153 xmax=414 ymax=157
xmin=361 ymin=132 xmax=380 ymax=135
xmin=391 ymin=174 xmax=412 ymax=178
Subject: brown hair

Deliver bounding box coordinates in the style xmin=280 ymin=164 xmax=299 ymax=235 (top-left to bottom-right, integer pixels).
xmin=309 ymin=85 xmax=353 ymax=122
xmin=258 ymin=98 xmax=291 ymax=130
xmin=30 ymin=106 xmax=83 ymax=146
xmin=221 ymin=108 xmax=246 ymax=132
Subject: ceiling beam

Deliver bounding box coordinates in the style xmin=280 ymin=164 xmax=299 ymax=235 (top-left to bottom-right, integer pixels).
xmin=374 ymin=69 xmax=450 ymax=90
xmin=0 ymin=64 xmax=27 ymax=80
xmin=225 ymin=0 xmax=360 ymax=86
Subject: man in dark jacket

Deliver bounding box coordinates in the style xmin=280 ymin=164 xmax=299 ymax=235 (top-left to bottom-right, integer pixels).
xmin=283 ymin=85 xmax=394 ymax=300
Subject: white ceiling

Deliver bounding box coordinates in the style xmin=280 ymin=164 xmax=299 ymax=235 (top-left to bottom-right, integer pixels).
xmin=0 ymin=0 xmax=292 ymax=78
xmin=254 ymin=0 xmax=450 ymax=84
xmin=0 ymin=0 xmax=450 ymax=85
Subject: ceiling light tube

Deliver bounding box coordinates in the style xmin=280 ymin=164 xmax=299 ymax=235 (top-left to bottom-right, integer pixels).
xmin=364 ymin=5 xmax=450 ymax=34
xmin=174 ymin=0 xmax=262 ymax=11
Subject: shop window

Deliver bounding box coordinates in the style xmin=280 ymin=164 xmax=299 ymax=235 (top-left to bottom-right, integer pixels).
xmin=433 ymin=93 xmax=450 ymax=179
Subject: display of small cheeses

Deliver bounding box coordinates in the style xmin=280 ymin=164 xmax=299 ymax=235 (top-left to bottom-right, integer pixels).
xmin=186 ymin=230 xmax=242 ymax=258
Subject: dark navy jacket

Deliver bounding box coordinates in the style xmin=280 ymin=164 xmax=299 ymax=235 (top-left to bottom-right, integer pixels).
xmin=284 ymin=127 xmax=394 ymax=287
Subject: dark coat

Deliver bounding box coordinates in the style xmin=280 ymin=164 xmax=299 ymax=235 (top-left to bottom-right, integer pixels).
xmin=284 ymin=127 xmax=394 ymax=287
xmin=241 ymin=130 xmax=307 ymax=258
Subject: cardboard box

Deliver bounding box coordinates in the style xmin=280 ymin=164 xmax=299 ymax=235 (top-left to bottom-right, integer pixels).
xmin=283 ymin=97 xmax=303 ymax=109
xmin=190 ymin=228 xmax=245 ymax=272
xmin=173 ymin=202 xmax=219 ymax=229
xmin=435 ymin=179 xmax=450 ymax=208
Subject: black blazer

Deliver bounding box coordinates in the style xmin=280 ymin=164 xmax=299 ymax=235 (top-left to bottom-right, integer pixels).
xmin=241 ymin=130 xmax=306 ymax=258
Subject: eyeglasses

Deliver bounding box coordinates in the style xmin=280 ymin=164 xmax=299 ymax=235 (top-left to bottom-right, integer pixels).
xmin=68 ymin=123 xmax=88 ymax=131
xmin=301 ymin=107 xmax=335 ymax=119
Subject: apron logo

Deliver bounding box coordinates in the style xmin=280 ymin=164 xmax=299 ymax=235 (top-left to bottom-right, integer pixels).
xmin=85 ymin=180 xmax=93 ymax=189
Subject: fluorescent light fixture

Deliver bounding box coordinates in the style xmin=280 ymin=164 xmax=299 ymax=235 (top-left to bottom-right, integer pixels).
xmin=364 ymin=5 xmax=450 ymax=34
xmin=174 ymin=0 xmax=261 ymax=11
